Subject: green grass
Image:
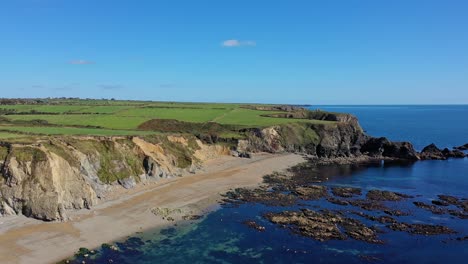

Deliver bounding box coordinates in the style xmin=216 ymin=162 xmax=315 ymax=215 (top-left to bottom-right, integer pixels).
xmin=0 ymin=105 xmax=89 ymax=113
xmin=6 ymin=115 xmax=151 ymax=130
xmin=215 ymin=108 xmax=332 ymax=126
xmin=0 ymin=126 xmax=158 ymax=136
xmin=117 ymin=107 xmax=229 ymax=123
xmin=74 ymin=105 xmax=132 ymax=114
xmin=0 ymin=132 xmax=25 ymax=139
xmin=0 ymin=99 xmax=338 ymax=137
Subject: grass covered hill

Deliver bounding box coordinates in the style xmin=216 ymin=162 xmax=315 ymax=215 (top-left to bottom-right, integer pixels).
xmin=0 ymin=98 xmax=340 ymax=141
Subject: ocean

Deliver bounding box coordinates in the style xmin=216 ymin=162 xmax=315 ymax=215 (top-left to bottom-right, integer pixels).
xmin=67 ymin=105 xmax=468 ymax=264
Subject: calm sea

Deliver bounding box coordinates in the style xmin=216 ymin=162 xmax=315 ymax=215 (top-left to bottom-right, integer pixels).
xmin=68 ymin=105 xmax=468 ymax=264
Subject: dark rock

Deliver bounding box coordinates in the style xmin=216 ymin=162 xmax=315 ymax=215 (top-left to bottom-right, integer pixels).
xmin=352 ymin=211 xmax=397 ymax=224
xmin=223 ymin=188 xmax=297 ymax=207
xmin=366 ymin=190 xmax=413 ymax=201
xmin=264 ymin=209 xmax=382 ymax=244
xmin=238 ymin=152 xmax=252 ymax=158
xmin=382 ymin=141 xmax=420 ymax=160
xmin=413 ymin=201 xmax=445 ymax=214
xmin=460 ymin=201 xmax=468 ymax=212
xmin=442 ymin=148 xmax=465 ymax=158
xmin=387 ymin=222 xmax=456 ymax=235
xmin=182 ymin=215 xmax=202 ymax=221
xmin=326 ymin=197 xmax=350 ymax=206
xmin=361 ymin=137 xmax=419 ymax=160
xmin=332 ymin=187 xmax=362 ymax=198
xmin=454 ymin=143 xmax=468 ymax=151
xmin=432 ymin=200 xmax=450 ymax=206
xmin=448 ymin=210 xmax=468 ymax=219
xmin=409 ymin=224 xmax=457 ymax=235
xmin=383 ymin=210 xmax=409 ymax=216
xmin=420 ymin=143 xmax=446 ymax=160
xmin=292 ymin=185 xmax=328 ymax=200
xmin=438 ymin=195 xmax=460 ymax=205
xmin=243 ymin=220 xmax=266 ymax=232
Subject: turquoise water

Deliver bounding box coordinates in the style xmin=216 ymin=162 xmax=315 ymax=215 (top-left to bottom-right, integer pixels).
xmin=68 ymin=105 xmax=468 ymax=264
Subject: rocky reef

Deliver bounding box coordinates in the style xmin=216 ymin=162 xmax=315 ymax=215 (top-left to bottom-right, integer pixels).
xmin=223 ymin=164 xmax=466 ymax=244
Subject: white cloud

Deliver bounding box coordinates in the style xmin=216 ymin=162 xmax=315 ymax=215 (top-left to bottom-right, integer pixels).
xmin=222 ymin=39 xmax=256 ymax=47
xmin=69 ymin=59 xmax=95 ymax=65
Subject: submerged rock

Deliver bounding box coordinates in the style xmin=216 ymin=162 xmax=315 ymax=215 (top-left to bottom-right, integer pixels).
xmin=413 ymin=201 xmax=445 ymax=214
xmin=438 ymin=195 xmax=460 ymax=205
xmin=223 ymin=187 xmax=297 ymax=207
xmin=292 ymin=185 xmax=328 ymax=200
xmin=366 ymin=190 xmax=413 ymax=201
xmin=348 ymin=199 xmax=389 ymax=211
xmin=331 ymin=187 xmax=362 ymax=198
xmin=387 ymin=222 xmax=456 ymax=235
xmin=243 ymin=220 xmax=266 ymax=232
xmin=352 ymin=211 xmax=398 ymax=224
xmin=264 ymin=209 xmax=382 ymax=244
xmin=326 ymin=197 xmax=350 ymax=206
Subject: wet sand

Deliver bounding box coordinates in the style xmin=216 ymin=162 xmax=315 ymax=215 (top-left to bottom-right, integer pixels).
xmin=0 ymin=153 xmax=304 ymax=264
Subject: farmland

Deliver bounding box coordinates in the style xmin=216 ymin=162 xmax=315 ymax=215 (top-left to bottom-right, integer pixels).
xmin=0 ymin=99 xmax=333 ymax=139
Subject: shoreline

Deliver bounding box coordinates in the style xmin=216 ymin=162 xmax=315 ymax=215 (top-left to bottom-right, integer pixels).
xmin=0 ymin=153 xmax=305 ymax=264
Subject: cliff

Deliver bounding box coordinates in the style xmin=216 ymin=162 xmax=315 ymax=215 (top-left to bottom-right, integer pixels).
xmin=0 ymin=111 xmax=462 ymax=222
xmin=0 ymin=135 xmax=229 ymax=221
xmin=237 ymin=113 xmax=419 ymax=161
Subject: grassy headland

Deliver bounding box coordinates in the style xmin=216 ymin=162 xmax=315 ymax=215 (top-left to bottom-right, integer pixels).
xmin=0 ymin=98 xmax=335 ymax=140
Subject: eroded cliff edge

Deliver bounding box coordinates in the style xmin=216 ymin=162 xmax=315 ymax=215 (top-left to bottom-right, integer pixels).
xmin=0 ymin=135 xmax=229 ymax=221
xmin=0 ymin=110 xmax=464 ymax=221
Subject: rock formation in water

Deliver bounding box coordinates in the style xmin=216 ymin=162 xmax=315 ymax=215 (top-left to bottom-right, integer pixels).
xmin=420 ymin=143 xmax=466 ymax=160
xmin=454 ymin=143 xmax=468 ymax=151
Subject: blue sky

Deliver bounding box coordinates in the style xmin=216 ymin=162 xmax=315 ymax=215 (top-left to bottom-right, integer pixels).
xmin=1 ymin=0 xmax=467 ymax=104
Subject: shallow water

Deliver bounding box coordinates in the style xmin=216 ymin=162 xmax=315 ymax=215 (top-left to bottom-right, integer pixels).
xmin=67 ymin=106 xmax=468 ymax=264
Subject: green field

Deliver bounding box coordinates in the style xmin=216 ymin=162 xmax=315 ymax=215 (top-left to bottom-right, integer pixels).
xmin=0 ymin=99 xmax=333 ymax=138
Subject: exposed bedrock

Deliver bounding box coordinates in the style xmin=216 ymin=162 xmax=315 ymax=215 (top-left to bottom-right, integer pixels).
xmin=454 ymin=143 xmax=468 ymax=151
xmin=0 ymin=135 xmax=228 ymax=221
xmin=239 ymin=118 xmax=421 ymax=161
xmin=420 ymin=143 xmax=466 ymax=160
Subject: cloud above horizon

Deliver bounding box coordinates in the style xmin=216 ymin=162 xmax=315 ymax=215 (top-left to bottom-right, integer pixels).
xmin=222 ymin=39 xmax=256 ymax=47
xmin=69 ymin=59 xmax=95 ymax=65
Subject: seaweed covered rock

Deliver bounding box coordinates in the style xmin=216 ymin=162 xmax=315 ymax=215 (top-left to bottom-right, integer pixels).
xmin=264 ymin=209 xmax=382 ymax=244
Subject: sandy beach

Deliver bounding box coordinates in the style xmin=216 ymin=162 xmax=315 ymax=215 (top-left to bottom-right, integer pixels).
xmin=0 ymin=153 xmax=304 ymax=264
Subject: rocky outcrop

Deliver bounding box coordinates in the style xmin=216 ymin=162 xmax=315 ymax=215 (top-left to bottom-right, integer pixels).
xmin=420 ymin=143 xmax=465 ymax=160
xmin=239 ymin=121 xmax=421 ymax=161
xmin=454 ymin=143 xmax=468 ymax=151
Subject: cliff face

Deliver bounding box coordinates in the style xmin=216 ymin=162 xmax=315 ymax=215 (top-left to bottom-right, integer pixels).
xmin=0 ymin=136 xmax=229 ymax=221
xmin=0 ymin=113 xmax=431 ymax=222
xmin=237 ymin=113 xmax=422 ymax=162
